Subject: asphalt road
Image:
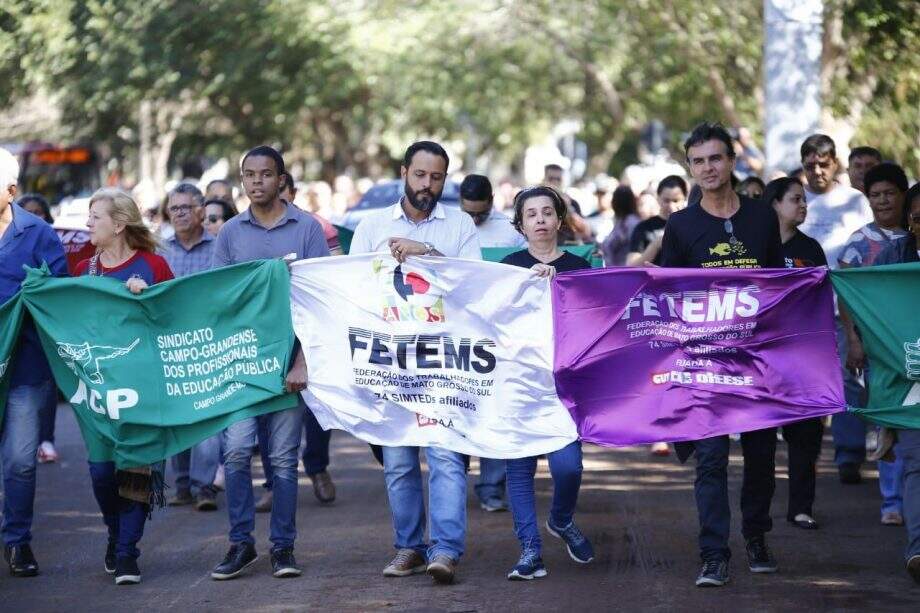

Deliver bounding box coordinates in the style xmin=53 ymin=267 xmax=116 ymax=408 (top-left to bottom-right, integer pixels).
xmin=1 ymin=406 xmax=918 ymax=612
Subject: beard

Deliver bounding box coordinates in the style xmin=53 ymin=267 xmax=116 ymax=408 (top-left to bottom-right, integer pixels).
xmin=405 ymin=182 xmax=442 ymax=213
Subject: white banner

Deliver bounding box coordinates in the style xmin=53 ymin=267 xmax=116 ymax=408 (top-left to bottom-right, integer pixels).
xmin=290 ymin=253 xmax=577 ymax=458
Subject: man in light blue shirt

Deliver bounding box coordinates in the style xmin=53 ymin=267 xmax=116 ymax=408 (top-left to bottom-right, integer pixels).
xmin=351 ymin=141 xmax=479 ymax=585
xmin=159 ymin=183 xmax=221 ymax=511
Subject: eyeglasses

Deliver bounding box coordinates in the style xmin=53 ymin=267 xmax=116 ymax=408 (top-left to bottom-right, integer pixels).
xmin=724 ymin=219 xmax=740 ymax=246
xmin=206 ymin=214 xmax=223 ymax=224
xmin=167 ymin=204 xmax=200 ymax=216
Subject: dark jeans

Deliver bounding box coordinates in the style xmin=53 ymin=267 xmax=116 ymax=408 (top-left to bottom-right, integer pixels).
xmin=783 ymin=418 xmax=824 ymax=520
xmin=37 ymin=383 xmax=57 ymax=444
xmin=259 ymin=398 xmax=330 ymax=490
xmin=88 ymin=462 xmax=147 ymax=559
xmin=693 ymin=428 xmax=776 ymax=561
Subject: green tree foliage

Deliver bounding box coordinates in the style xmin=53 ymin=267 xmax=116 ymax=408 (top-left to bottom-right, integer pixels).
xmin=0 ymin=0 xmax=917 ymax=180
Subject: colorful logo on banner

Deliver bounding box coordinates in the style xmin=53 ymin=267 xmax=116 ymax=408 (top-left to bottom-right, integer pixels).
xmin=373 ymin=257 xmax=445 ymax=323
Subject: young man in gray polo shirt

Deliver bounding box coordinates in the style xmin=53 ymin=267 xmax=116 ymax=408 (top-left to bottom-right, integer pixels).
xmin=209 ymin=146 xmax=329 ymax=581
xmin=351 ymin=141 xmax=480 ymax=585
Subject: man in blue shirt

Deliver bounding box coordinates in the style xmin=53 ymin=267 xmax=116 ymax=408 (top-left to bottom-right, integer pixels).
xmin=159 ymin=183 xmax=221 ymax=511
xmin=210 ymin=146 xmax=329 ymax=582
xmin=0 ymin=147 xmax=67 ymax=577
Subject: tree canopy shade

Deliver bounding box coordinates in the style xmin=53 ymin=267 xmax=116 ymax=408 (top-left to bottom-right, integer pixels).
xmin=0 ymin=0 xmax=917 ymax=184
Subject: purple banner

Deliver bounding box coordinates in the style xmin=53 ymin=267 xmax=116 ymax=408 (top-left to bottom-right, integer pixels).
xmin=552 ymin=267 xmax=844 ymax=446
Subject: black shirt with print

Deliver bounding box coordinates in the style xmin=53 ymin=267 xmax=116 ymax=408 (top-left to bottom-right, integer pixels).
xmin=781 ymin=230 xmax=827 ymax=268
xmin=660 ymin=195 xmax=784 ymax=269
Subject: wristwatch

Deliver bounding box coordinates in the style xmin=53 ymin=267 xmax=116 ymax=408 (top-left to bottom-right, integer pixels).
xmin=423 ymin=242 xmax=435 ymax=255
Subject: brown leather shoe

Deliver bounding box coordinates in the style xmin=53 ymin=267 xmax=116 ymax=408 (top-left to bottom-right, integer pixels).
xmin=382 ymin=548 xmax=427 ymax=577
xmin=309 ymin=471 xmax=336 ymax=503
xmin=427 ymin=554 xmax=457 ymax=585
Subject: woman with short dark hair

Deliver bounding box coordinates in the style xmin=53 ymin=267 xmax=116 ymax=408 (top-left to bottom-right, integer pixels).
xmin=500 ymin=186 xmax=594 ymax=581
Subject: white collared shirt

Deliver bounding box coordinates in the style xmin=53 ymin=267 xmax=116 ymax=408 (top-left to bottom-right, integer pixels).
xmin=350 ymin=201 xmax=482 ymax=259
xmin=474 ymin=209 xmax=527 ymax=248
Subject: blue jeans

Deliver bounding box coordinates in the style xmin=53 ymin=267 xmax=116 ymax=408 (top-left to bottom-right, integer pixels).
xmin=900 ymin=429 xmax=920 ymax=561
xmin=506 ymin=441 xmax=582 ymax=553
xmin=382 ymin=446 xmax=467 ymax=561
xmin=693 ymin=429 xmax=776 ymax=561
xmin=37 ymin=383 xmax=57 ymax=444
xmin=475 ymin=457 xmax=506 ymax=504
xmin=879 ymin=456 xmax=905 ymax=516
xmin=1 ymin=381 xmax=48 ymax=546
xmin=832 ymin=321 xmax=867 ymax=466
xmin=223 ymin=406 xmax=302 ymax=551
xmin=88 ymin=461 xmax=147 ymax=559
xmin=258 ymin=398 xmax=330 ymax=489
xmin=171 ymin=434 xmax=221 ymax=495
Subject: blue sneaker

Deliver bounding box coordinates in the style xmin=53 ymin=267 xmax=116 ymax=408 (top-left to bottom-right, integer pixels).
xmin=507 ymin=549 xmax=547 ymax=581
xmin=545 ymin=519 xmax=594 ymax=563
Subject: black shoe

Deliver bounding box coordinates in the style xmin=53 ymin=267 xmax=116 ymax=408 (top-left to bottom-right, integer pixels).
xmin=838 ymin=462 xmax=862 ymax=484
xmin=211 ymin=542 xmax=258 ymax=580
xmin=746 ymin=537 xmax=778 ymax=573
xmin=4 ymin=544 xmax=39 ymax=577
xmin=114 ymin=556 xmax=141 ymax=585
xmin=105 ymin=540 xmax=117 ymax=574
xmin=695 ymin=557 xmax=729 ymax=587
xmin=271 ymin=547 xmax=302 ymax=578
xmin=908 ymin=554 xmax=920 ymax=584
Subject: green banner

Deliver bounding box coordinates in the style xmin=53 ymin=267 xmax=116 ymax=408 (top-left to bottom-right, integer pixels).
xmin=19 ymin=259 xmax=298 ymax=468
xmin=482 ymin=245 xmax=602 ymax=267
xmin=334 ymin=224 xmax=354 ymax=255
xmin=0 ymin=294 xmax=25 ymax=421
xmin=831 ymin=263 xmax=920 ymax=428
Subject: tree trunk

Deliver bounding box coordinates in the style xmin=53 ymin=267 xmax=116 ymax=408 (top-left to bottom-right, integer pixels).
xmin=138 ymin=100 xmax=153 ymax=187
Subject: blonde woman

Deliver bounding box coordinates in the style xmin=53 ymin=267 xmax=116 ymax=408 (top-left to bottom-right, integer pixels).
xmin=74 ymin=188 xmax=174 ymax=585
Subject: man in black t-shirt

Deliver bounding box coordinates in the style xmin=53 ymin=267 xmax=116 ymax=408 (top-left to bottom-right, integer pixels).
xmin=627 ymin=175 xmax=688 ymax=266
xmin=660 ymin=123 xmax=782 ymax=588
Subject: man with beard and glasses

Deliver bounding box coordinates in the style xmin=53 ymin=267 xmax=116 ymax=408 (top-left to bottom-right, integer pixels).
xmin=660 ymin=123 xmax=784 ymax=588
xmin=350 ymin=141 xmax=480 ymax=585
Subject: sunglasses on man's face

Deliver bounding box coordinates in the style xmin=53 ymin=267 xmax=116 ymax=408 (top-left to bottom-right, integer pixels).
xmin=206 ymin=214 xmax=224 ymax=224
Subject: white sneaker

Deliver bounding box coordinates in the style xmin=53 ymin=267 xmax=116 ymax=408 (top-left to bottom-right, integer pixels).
xmin=37 ymin=441 xmax=59 ymax=464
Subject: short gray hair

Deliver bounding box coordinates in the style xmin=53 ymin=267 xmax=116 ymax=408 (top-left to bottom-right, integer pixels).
xmin=0 ymin=148 xmax=20 ymax=189
xmin=168 ymin=182 xmax=204 ymax=205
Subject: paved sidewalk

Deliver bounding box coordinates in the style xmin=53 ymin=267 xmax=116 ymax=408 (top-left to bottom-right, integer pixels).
xmin=1 ymin=407 xmax=917 ymax=611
